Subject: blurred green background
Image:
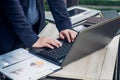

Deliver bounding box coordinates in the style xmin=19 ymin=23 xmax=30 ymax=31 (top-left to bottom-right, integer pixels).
xmin=44 ymin=0 xmax=120 ymax=12
xmin=80 ymin=0 xmax=120 ymax=6
xmin=80 ymin=0 xmax=120 ymax=12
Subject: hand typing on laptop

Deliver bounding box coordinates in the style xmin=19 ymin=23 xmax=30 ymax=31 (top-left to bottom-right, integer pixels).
xmin=59 ymin=29 xmax=77 ymax=43
xmin=32 ymin=29 xmax=77 ymax=49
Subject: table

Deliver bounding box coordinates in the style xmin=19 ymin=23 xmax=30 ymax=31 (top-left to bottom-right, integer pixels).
xmin=39 ymin=23 xmax=120 ymax=80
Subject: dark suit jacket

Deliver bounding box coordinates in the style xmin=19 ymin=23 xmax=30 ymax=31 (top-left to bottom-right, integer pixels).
xmin=0 ymin=0 xmax=72 ymax=53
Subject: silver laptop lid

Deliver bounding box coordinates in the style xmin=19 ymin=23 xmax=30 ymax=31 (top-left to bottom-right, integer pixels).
xmin=62 ymin=16 xmax=120 ymax=66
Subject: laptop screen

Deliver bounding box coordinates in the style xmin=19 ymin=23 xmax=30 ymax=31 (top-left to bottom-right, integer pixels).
xmin=68 ymin=8 xmax=86 ymax=17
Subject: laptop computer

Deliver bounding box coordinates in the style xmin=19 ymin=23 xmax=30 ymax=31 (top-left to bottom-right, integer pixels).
xmin=45 ymin=6 xmax=100 ymax=25
xmin=100 ymin=10 xmax=120 ymax=19
xmin=0 ymin=16 xmax=120 ymax=80
xmin=32 ymin=15 xmax=120 ymax=67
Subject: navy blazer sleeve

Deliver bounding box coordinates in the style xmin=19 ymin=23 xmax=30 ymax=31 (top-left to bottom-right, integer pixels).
xmin=47 ymin=0 xmax=72 ymax=31
xmin=1 ymin=0 xmax=39 ymax=47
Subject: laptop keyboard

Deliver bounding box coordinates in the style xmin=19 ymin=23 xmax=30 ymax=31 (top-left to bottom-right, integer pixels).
xmin=35 ymin=39 xmax=73 ymax=64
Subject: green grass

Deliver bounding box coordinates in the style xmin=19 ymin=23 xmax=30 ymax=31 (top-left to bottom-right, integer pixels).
xmin=44 ymin=0 xmax=120 ymax=12
xmin=44 ymin=1 xmax=50 ymax=11
xmin=80 ymin=0 xmax=120 ymax=6
xmin=80 ymin=0 xmax=120 ymax=12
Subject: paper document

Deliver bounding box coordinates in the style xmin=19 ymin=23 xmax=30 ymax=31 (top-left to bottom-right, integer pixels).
xmin=0 ymin=48 xmax=60 ymax=80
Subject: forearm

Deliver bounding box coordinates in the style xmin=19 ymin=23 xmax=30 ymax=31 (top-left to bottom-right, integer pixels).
xmin=1 ymin=0 xmax=39 ymax=47
xmin=47 ymin=0 xmax=72 ymax=31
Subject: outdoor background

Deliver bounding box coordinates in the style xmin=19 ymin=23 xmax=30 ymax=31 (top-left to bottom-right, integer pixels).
xmin=44 ymin=0 xmax=120 ymax=12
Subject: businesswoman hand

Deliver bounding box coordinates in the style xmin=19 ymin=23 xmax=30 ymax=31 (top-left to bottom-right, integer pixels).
xmin=32 ymin=37 xmax=62 ymax=49
xmin=59 ymin=29 xmax=77 ymax=42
